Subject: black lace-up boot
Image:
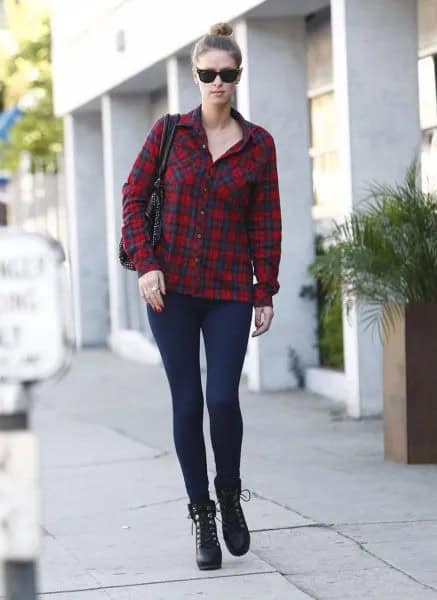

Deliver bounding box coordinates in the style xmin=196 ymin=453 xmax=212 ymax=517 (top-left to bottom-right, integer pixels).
xmin=215 ymin=481 xmax=251 ymax=556
xmin=187 ymin=499 xmax=222 ymax=570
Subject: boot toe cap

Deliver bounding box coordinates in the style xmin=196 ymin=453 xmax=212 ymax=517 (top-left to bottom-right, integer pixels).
xmin=225 ymin=530 xmax=250 ymax=556
xmin=197 ymin=546 xmax=222 ymax=569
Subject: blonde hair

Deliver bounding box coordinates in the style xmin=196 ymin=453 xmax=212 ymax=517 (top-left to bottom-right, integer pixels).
xmin=191 ymin=22 xmax=242 ymax=69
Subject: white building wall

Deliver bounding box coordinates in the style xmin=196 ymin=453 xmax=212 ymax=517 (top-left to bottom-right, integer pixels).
xmin=236 ymin=18 xmax=318 ymax=391
xmin=166 ymin=56 xmax=199 ymax=115
xmin=149 ymin=90 xmax=168 ymax=124
xmin=63 ymin=112 xmax=109 ymax=347
xmin=306 ymin=8 xmax=333 ymax=91
xmin=51 ymin=0 xmax=267 ymax=115
xmin=101 ymin=94 xmax=153 ymax=334
xmin=331 ymin=0 xmax=420 ymax=416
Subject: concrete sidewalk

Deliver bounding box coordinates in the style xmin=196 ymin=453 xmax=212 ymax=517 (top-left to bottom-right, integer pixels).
xmin=17 ymin=349 xmax=437 ymax=598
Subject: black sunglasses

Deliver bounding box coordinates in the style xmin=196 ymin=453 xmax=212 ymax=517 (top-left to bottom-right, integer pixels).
xmin=196 ymin=68 xmax=240 ymax=83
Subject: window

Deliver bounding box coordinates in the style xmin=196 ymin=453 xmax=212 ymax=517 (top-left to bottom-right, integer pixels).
xmin=308 ymin=91 xmax=341 ymax=216
xmin=419 ymin=55 xmax=437 ymax=192
xmin=419 ymin=55 xmax=437 ymax=129
xmin=0 ymin=1 xmax=6 ymax=29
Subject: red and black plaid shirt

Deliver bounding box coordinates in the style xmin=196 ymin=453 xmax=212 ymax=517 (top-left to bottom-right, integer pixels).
xmin=121 ymin=104 xmax=281 ymax=307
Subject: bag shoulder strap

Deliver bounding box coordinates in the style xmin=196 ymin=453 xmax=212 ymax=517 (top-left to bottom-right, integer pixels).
xmin=157 ymin=113 xmax=180 ymax=179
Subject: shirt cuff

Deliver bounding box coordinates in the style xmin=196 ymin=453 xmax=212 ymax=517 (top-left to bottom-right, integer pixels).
xmin=136 ymin=261 xmax=162 ymax=278
xmin=253 ymin=285 xmax=273 ymax=307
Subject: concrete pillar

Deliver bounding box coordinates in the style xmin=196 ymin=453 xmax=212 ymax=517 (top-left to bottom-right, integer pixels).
xmin=235 ymin=18 xmax=318 ymax=391
xmin=331 ymin=0 xmax=421 ymax=416
xmin=63 ymin=112 xmax=109 ymax=347
xmin=101 ymin=94 xmax=154 ymax=340
xmin=166 ymin=55 xmax=200 ymax=114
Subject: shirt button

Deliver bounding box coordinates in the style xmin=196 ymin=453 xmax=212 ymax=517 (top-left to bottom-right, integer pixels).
xmin=197 ymin=233 xmax=202 ymax=238
xmin=202 ymin=144 xmax=206 ymax=149
xmin=203 ymin=187 xmax=207 ymax=193
xmin=195 ymin=257 xmax=200 ymax=262
xmin=200 ymin=209 xmax=205 ymax=215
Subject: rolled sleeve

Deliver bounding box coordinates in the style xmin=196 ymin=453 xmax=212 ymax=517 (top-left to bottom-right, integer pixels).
xmin=121 ymin=116 xmax=165 ymax=276
xmin=247 ymin=136 xmax=282 ymax=308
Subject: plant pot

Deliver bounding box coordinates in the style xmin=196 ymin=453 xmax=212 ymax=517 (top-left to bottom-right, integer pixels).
xmin=383 ymin=303 xmax=437 ymax=463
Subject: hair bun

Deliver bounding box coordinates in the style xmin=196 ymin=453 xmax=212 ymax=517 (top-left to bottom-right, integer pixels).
xmin=209 ymin=22 xmax=233 ymax=37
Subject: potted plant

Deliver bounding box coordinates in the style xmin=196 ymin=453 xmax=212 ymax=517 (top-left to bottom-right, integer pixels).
xmin=309 ymin=162 xmax=437 ymax=463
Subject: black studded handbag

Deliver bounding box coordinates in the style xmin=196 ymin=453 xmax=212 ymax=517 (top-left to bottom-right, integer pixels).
xmin=119 ymin=112 xmax=180 ymax=270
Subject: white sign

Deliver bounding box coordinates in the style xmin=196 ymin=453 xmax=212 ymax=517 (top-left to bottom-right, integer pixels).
xmin=0 ymin=230 xmax=68 ymax=382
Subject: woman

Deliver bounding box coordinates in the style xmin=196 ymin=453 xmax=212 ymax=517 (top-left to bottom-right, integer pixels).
xmin=121 ymin=22 xmax=282 ymax=571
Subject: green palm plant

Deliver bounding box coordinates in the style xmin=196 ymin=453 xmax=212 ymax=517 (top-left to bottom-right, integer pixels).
xmin=309 ymin=161 xmax=437 ymax=344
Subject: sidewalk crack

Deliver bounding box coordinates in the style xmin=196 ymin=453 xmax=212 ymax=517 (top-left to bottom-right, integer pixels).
xmin=250 ymin=490 xmax=437 ymax=593
xmin=128 ymin=496 xmax=187 ymax=511
xmin=280 ymin=574 xmax=321 ymax=600
xmin=335 ymin=517 xmax=437 ymax=527
xmin=246 ymin=546 xmax=320 ymax=599
xmin=251 ymin=522 xmax=437 ymax=596
xmin=43 ymin=453 xmax=170 ymax=470
xmin=251 ymin=523 xmax=328 ymax=533
xmin=26 ymin=570 xmax=279 ymax=596
xmin=335 ymin=528 xmax=437 ymax=593
xmin=250 ymin=490 xmax=315 ymax=522
xmin=56 ymin=410 xmax=169 ymax=456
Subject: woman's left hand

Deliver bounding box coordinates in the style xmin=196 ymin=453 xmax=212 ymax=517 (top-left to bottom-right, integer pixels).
xmin=251 ymin=306 xmax=274 ymax=337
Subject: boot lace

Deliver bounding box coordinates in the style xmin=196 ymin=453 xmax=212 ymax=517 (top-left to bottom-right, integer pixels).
xmin=216 ymin=488 xmax=251 ymax=530
xmin=187 ymin=504 xmax=219 ymax=549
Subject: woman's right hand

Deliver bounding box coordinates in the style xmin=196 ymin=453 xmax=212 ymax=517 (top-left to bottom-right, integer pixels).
xmin=138 ymin=270 xmax=166 ymax=312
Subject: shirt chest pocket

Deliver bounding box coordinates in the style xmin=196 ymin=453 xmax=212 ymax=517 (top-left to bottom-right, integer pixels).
xmin=213 ymin=160 xmax=256 ymax=222
xmin=164 ymin=138 xmax=201 ymax=186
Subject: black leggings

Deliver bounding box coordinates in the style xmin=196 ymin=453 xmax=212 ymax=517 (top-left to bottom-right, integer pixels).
xmin=147 ymin=290 xmax=253 ymax=503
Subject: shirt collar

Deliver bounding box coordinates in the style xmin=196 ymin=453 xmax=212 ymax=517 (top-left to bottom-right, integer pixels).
xmin=177 ymin=103 xmax=254 ymax=145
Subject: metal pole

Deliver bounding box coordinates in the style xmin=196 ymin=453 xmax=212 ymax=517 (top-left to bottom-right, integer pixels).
xmin=0 ymin=383 xmax=38 ymax=600
xmin=0 ymin=202 xmax=6 ymax=225
xmin=3 ymin=561 xmax=37 ymax=600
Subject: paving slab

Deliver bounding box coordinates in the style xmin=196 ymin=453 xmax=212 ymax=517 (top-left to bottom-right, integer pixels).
xmin=34 ymin=407 xmax=162 ymax=469
xmin=289 ymin=568 xmax=437 ymax=600
xmin=338 ymin=521 xmax=437 ymax=589
xmin=251 ymin=527 xmax=381 ymax=575
xmin=251 ymin=527 xmax=437 ymax=599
